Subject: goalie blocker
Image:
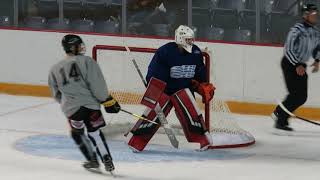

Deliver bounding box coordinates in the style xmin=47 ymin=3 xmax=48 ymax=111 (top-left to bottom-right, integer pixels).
xmin=127 ymin=78 xmax=213 ymax=151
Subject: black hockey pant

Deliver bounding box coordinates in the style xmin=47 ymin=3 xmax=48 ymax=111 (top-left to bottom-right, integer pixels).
xmin=274 ymin=57 xmax=308 ymax=126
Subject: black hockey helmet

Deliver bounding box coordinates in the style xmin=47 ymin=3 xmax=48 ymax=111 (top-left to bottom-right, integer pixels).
xmin=62 ymin=34 xmax=84 ymax=55
xmin=301 ymin=3 xmax=318 ymax=15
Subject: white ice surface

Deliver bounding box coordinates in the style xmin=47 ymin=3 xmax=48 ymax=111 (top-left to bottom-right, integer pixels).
xmin=1 ymin=94 xmax=320 ymax=180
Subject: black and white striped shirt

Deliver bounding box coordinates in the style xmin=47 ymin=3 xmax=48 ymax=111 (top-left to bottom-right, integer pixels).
xmin=284 ymin=22 xmax=320 ymax=66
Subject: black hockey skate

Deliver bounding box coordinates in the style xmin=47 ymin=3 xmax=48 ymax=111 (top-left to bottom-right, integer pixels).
xmin=271 ymin=112 xmax=293 ymax=132
xmin=83 ymin=159 xmax=102 ymax=174
xmin=274 ymin=124 xmax=293 ymax=131
xmin=83 ymin=153 xmax=100 ymax=171
xmin=83 ymin=159 xmax=99 ymax=169
xmin=103 ymin=154 xmax=115 ymax=172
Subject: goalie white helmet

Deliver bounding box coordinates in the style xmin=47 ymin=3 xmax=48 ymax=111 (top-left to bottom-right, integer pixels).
xmin=175 ymin=25 xmax=195 ymax=53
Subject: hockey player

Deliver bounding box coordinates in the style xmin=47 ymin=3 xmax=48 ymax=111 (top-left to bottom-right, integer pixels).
xmin=48 ymin=34 xmax=120 ymax=172
xmin=127 ymin=25 xmax=215 ymax=152
xmin=272 ymin=4 xmax=320 ymax=131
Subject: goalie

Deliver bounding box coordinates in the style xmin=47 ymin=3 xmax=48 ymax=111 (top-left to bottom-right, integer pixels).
xmin=127 ymin=25 xmax=215 ymax=152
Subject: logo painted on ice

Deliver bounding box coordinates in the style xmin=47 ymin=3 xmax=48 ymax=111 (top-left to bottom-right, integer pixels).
xmin=170 ymin=65 xmax=196 ymax=78
xmin=15 ymin=135 xmax=254 ymax=162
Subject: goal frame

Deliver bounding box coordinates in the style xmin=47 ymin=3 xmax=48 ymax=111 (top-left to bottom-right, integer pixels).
xmin=92 ymin=45 xmax=255 ymax=149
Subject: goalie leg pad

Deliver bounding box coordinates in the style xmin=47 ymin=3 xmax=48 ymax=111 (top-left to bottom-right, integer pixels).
xmin=128 ymin=93 xmax=173 ymax=151
xmin=171 ymin=88 xmax=211 ymax=148
xmin=141 ymin=77 xmax=167 ymax=109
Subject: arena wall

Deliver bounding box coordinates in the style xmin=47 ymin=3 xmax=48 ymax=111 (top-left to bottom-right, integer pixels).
xmin=1 ymin=28 xmax=319 ymax=119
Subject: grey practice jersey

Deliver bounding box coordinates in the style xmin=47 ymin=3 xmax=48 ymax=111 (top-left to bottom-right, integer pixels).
xmin=48 ymin=55 xmax=109 ymax=117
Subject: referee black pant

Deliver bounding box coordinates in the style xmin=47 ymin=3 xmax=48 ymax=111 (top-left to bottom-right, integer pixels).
xmin=274 ymin=57 xmax=308 ymax=126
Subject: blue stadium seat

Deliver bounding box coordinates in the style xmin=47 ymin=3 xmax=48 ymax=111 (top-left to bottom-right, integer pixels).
xmin=259 ymin=0 xmax=298 ymax=15
xmin=210 ymin=0 xmax=249 ymax=30
xmin=0 ymin=16 xmax=11 ymax=27
xmin=84 ymin=0 xmax=108 ymax=18
xmin=37 ymin=0 xmax=59 ymax=18
xmin=261 ymin=0 xmax=274 ymax=14
xmin=71 ymin=19 xmax=94 ymax=32
xmin=64 ymin=0 xmax=84 ymax=8
xmin=47 ymin=18 xmax=70 ymax=30
xmin=203 ymin=27 xmax=224 ymax=40
xmin=245 ymin=0 xmax=256 ymax=10
xmin=110 ymin=0 xmax=121 ymax=6
xmin=152 ymin=24 xmax=170 ymax=37
xmin=193 ymin=0 xmax=219 ymax=8
xmin=23 ymin=16 xmax=46 ymax=29
xmin=64 ymin=0 xmax=84 ymax=18
xmin=192 ymin=0 xmax=218 ymax=24
xmin=239 ymin=11 xmax=256 ymax=32
xmin=166 ymin=12 xmax=177 ymax=26
xmin=192 ymin=8 xmax=212 ymax=27
xmin=304 ymin=0 xmax=319 ymax=4
xmin=269 ymin=13 xmax=297 ymax=43
xmin=224 ymin=29 xmax=252 ymax=42
xmin=95 ymin=20 xmax=119 ymax=33
xmin=127 ymin=22 xmax=143 ymax=35
xmin=272 ymin=0 xmax=298 ymax=15
xmin=212 ymin=9 xmax=239 ymax=29
xmin=85 ymin=0 xmax=108 ymax=8
xmin=218 ymin=0 xmax=246 ymax=11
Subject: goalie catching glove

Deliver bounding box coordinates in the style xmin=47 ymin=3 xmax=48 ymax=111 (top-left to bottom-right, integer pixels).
xmin=191 ymin=80 xmax=215 ymax=103
xmin=102 ymin=96 xmax=121 ymax=113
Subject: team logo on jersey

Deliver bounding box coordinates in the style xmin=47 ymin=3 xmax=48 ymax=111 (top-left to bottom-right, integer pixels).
xmin=170 ymin=65 xmax=196 ymax=78
xmin=194 ymin=50 xmax=201 ymax=54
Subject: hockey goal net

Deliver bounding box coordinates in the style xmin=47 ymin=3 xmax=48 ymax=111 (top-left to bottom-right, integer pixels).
xmin=93 ymin=45 xmax=255 ymax=149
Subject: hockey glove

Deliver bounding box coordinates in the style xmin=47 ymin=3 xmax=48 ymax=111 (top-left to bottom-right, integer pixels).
xmin=197 ymin=82 xmax=216 ymax=103
xmin=191 ymin=79 xmax=200 ymax=91
xmin=102 ymin=96 xmax=121 ymax=113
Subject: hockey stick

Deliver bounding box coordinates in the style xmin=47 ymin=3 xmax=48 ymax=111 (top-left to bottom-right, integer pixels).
xmin=153 ymin=103 xmax=179 ymax=148
xmin=120 ymin=108 xmax=158 ymax=125
xmin=128 ymin=50 xmax=147 ymax=87
xmin=125 ymin=46 xmax=179 ymax=148
xmin=278 ymin=101 xmax=320 ymax=126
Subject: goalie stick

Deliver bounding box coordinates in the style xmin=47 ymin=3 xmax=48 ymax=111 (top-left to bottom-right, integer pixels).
xmin=125 ymin=46 xmax=179 ymax=148
xmin=120 ymin=108 xmax=158 ymax=125
xmin=278 ymin=101 xmax=320 ymax=126
xmin=154 ymin=103 xmax=179 ymax=148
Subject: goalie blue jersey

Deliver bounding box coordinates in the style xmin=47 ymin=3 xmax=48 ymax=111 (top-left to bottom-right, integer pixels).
xmin=146 ymin=42 xmax=207 ymax=95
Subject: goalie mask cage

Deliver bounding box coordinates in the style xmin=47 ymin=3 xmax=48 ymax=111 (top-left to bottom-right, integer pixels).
xmin=92 ymin=45 xmax=255 ymax=149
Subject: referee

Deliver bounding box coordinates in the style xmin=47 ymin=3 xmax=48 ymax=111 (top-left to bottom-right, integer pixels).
xmin=272 ymin=4 xmax=320 ymax=131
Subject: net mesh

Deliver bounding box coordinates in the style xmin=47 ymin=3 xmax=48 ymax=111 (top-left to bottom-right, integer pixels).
xmin=93 ymin=45 xmax=255 ymax=148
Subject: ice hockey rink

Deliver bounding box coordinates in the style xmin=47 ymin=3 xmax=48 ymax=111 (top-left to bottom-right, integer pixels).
xmin=1 ymin=94 xmax=320 ymax=180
